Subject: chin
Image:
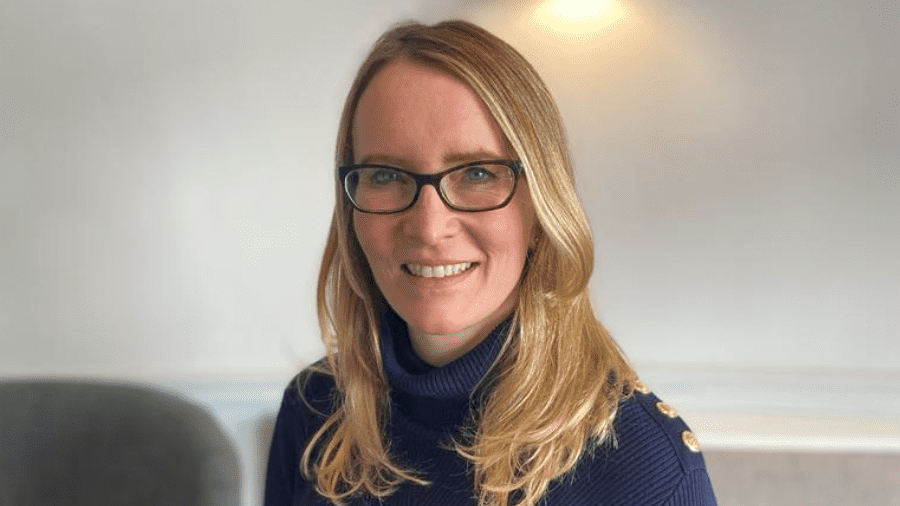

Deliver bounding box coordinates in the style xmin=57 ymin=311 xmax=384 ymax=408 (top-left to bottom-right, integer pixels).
xmin=399 ymin=307 xmax=469 ymax=337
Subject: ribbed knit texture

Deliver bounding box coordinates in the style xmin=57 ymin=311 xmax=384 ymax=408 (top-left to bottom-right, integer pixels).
xmin=380 ymin=307 xmax=508 ymax=434
xmin=264 ymin=310 xmax=718 ymax=505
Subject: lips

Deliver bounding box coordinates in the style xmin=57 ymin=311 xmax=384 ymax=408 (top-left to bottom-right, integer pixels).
xmin=403 ymin=262 xmax=476 ymax=278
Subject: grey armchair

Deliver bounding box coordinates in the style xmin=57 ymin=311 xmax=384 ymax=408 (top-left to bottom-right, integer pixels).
xmin=0 ymin=379 xmax=241 ymax=506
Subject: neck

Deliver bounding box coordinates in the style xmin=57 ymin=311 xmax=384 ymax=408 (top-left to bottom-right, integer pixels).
xmin=403 ymin=280 xmax=521 ymax=365
xmin=408 ymin=299 xmax=517 ymax=367
xmin=409 ymin=325 xmax=487 ymax=367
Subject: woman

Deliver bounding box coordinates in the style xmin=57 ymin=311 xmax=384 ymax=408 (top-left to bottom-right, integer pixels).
xmin=265 ymin=20 xmax=717 ymax=506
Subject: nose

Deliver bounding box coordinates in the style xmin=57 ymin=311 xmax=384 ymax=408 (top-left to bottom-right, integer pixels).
xmin=402 ymin=184 xmax=458 ymax=244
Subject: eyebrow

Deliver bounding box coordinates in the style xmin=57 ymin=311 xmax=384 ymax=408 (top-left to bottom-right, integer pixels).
xmin=358 ymin=154 xmax=409 ymax=167
xmin=358 ymin=150 xmax=508 ymax=168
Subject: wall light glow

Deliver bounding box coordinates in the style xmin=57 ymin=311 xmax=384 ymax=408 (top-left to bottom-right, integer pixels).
xmin=533 ymin=0 xmax=629 ymax=37
xmin=552 ymin=0 xmax=607 ymax=19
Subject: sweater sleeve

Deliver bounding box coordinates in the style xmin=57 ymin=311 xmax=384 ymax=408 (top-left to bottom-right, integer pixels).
xmin=263 ymin=383 xmax=308 ymax=506
xmin=263 ymin=370 xmax=336 ymax=506
xmin=663 ymin=469 xmax=718 ymax=506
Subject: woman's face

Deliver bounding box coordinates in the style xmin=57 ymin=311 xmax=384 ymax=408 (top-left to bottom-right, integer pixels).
xmin=351 ymin=59 xmax=536 ymax=366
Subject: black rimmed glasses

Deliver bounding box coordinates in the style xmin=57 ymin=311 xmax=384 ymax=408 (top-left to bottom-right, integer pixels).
xmin=339 ymin=160 xmax=524 ymax=214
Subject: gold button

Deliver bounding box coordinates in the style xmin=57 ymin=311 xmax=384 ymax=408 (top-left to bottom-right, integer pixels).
xmin=681 ymin=430 xmax=701 ymax=453
xmin=655 ymin=401 xmax=678 ymax=418
xmin=633 ymin=380 xmax=650 ymax=395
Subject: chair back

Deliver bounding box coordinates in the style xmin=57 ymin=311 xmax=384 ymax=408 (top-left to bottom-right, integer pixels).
xmin=0 ymin=380 xmax=241 ymax=506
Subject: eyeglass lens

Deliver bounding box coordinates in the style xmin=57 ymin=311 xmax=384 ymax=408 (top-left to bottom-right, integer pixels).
xmin=345 ymin=164 xmax=516 ymax=212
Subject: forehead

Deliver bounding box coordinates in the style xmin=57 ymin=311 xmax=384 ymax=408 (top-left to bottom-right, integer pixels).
xmin=351 ymin=58 xmax=510 ymax=167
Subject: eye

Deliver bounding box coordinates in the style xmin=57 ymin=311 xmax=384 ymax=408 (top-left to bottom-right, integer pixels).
xmin=464 ymin=166 xmax=496 ymax=181
xmin=370 ymin=168 xmax=404 ymax=184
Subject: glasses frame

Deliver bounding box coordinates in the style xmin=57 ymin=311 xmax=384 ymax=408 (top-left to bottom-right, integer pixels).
xmin=338 ymin=159 xmax=524 ymax=214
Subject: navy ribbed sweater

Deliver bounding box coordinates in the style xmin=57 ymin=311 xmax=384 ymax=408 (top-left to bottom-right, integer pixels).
xmin=264 ymin=310 xmax=718 ymax=505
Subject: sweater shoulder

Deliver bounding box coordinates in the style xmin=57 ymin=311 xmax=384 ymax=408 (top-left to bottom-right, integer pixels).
xmin=614 ymin=388 xmax=710 ymax=475
xmin=558 ymin=388 xmax=716 ymax=504
xmin=282 ymin=359 xmax=339 ymax=423
xmin=264 ymin=360 xmax=339 ymax=506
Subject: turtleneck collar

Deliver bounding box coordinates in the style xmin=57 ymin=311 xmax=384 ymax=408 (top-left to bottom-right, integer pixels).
xmin=379 ymin=307 xmax=511 ymax=431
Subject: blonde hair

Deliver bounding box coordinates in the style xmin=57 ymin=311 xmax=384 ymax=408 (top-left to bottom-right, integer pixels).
xmin=305 ymin=20 xmax=638 ymax=506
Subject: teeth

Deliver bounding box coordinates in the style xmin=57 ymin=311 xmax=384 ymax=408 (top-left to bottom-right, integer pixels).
xmin=405 ymin=262 xmax=473 ymax=278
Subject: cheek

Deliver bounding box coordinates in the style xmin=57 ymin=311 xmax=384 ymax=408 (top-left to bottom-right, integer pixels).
xmin=353 ymin=212 xmax=395 ymax=268
xmin=353 ymin=213 xmax=377 ymax=261
xmin=503 ymin=193 xmax=536 ymax=258
xmin=482 ymin=202 xmax=535 ymax=268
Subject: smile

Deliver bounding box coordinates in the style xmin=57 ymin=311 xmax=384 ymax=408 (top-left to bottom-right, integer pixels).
xmin=403 ymin=262 xmax=476 ymax=278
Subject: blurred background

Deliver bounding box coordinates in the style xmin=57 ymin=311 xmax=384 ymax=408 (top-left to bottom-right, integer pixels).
xmin=2 ymin=0 xmax=898 ymax=504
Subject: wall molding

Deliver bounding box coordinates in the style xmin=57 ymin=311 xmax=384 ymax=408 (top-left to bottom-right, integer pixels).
xmin=637 ymin=364 xmax=900 ymax=452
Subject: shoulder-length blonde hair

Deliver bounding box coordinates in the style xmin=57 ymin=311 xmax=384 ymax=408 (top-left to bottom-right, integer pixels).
xmin=305 ymin=19 xmax=637 ymax=506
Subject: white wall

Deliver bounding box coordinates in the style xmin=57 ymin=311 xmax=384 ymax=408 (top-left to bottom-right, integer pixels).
xmin=1 ymin=0 xmax=460 ymax=378
xmin=458 ymin=0 xmax=900 ymax=372
xmin=3 ymin=0 xmax=896 ymax=379
xmin=3 ymin=0 xmax=897 ymax=379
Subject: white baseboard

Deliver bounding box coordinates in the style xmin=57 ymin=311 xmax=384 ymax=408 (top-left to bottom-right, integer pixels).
xmin=636 ymin=364 xmax=900 ymax=453
xmin=155 ymin=375 xmax=288 ymax=506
